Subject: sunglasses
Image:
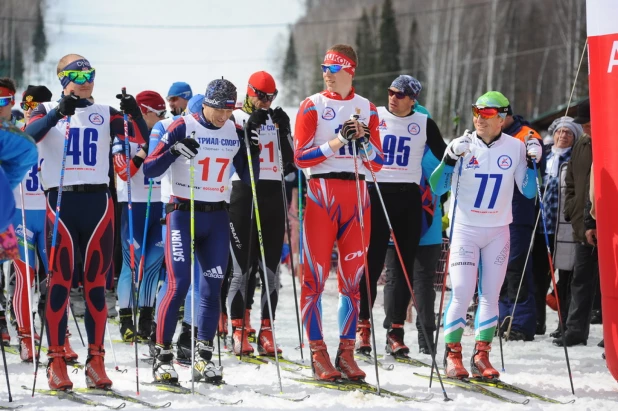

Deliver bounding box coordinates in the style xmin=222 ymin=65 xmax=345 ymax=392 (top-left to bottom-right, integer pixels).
xmin=20 ymin=101 xmax=40 ymax=111
xmin=388 ymin=89 xmax=407 ymax=100
xmin=57 ymin=68 xmax=96 ymax=85
xmin=320 ymin=64 xmax=352 ymax=74
xmin=0 ymin=96 xmax=14 ymax=107
xmin=472 ymin=105 xmax=506 ymax=119
xmin=249 ymin=84 xmax=277 ymax=102
xmin=141 ymin=103 xmax=167 ymax=118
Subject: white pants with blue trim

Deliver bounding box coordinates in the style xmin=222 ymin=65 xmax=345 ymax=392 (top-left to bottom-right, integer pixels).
xmin=443 ymin=223 xmax=510 ymax=343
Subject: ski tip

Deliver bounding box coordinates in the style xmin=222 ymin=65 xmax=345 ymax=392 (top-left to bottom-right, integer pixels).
xmin=522 ymin=399 xmax=530 ymax=405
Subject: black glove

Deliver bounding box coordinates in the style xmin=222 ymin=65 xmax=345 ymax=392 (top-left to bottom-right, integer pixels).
xmin=356 ymin=123 xmax=371 ymax=146
xmin=56 ymin=93 xmax=79 ymax=118
xmin=247 ymin=109 xmax=268 ymax=128
xmin=338 ymin=119 xmax=359 ymax=142
xmin=115 ymin=93 xmax=142 ymax=119
xmin=170 ymin=137 xmax=200 ymax=159
xmin=270 ymin=107 xmax=290 ymax=129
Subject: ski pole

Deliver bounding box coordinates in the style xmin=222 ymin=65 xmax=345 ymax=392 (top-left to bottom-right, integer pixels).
xmin=528 ymin=135 xmax=575 ymax=395
xmin=188 ymin=131 xmax=196 ymax=395
xmin=360 ymin=139 xmax=450 ymax=401
xmin=350 ymin=136 xmax=381 ymax=396
xmin=274 ymin=123 xmax=304 ymax=359
xmin=121 ymin=86 xmax=140 ymax=396
xmin=430 ymin=129 xmax=470 ymax=388
xmin=105 ymin=321 xmax=125 ymax=372
xmin=0 ymin=334 xmax=11 ymax=402
xmin=243 ymin=120 xmax=283 ymax=393
xmin=32 ymin=96 xmax=74 ymax=397
xmin=19 ymin=182 xmax=37 ymax=375
xmin=137 ymin=179 xmax=154 ymax=290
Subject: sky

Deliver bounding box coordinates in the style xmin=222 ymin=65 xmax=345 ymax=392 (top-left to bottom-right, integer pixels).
xmin=32 ymin=0 xmax=304 ymax=108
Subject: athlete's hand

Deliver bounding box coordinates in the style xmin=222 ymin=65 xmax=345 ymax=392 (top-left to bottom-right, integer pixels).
xmin=247 ymin=109 xmax=268 ymax=129
xmin=446 ymin=135 xmax=471 ymax=160
xmin=170 ymin=137 xmax=200 ymax=159
xmin=270 ymin=107 xmax=290 ymax=129
xmin=338 ymin=119 xmax=361 ymax=143
xmin=56 ymin=93 xmax=79 ymax=118
xmin=585 ymin=229 xmax=597 ymax=246
xmin=526 ymin=138 xmax=542 ymax=163
xmin=115 ymin=93 xmax=142 ymax=119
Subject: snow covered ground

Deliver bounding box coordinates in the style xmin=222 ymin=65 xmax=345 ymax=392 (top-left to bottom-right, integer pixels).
xmin=2 ymin=266 xmax=617 ymax=410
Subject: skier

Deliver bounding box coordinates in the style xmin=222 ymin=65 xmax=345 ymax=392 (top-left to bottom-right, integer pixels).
xmin=294 ymin=44 xmax=384 ymax=381
xmin=166 ymin=82 xmax=193 ymax=116
xmin=25 ymin=54 xmax=149 ymax=390
xmin=10 ymin=85 xmax=52 ymax=360
xmin=429 ymin=91 xmax=540 ymax=379
xmin=147 ymin=94 xmax=205 ymax=361
xmin=0 ymin=119 xmax=38 ymax=343
xmin=112 ymin=90 xmax=166 ymax=342
xmin=356 ymin=75 xmax=446 ymax=358
xmin=0 ymin=78 xmax=24 ymax=128
xmin=143 ymin=78 xmax=264 ymax=384
xmin=227 ymin=71 xmax=294 ymax=356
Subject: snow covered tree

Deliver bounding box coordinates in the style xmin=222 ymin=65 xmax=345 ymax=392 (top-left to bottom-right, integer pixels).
xmin=282 ymin=31 xmax=300 ymax=106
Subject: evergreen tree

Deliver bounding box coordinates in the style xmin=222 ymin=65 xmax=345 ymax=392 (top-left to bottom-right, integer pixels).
xmin=32 ymin=2 xmax=48 ymax=64
xmin=354 ymin=9 xmax=378 ymax=101
xmin=377 ymin=0 xmax=401 ymax=106
xmin=13 ymin=42 xmax=24 ymax=87
xmin=282 ymin=31 xmax=299 ymax=106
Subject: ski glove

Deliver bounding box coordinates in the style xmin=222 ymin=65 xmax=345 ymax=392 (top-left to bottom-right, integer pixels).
xmin=525 ymin=138 xmax=542 ymax=168
xmin=245 ymin=109 xmax=267 ymax=156
xmin=170 ymin=137 xmax=200 ymax=160
xmin=115 ymin=93 xmax=142 ymax=119
xmin=270 ymin=106 xmax=291 ymax=140
xmin=56 ymin=93 xmax=79 ymax=118
xmin=338 ymin=119 xmax=360 ymax=143
xmin=445 ymin=135 xmax=472 ymax=161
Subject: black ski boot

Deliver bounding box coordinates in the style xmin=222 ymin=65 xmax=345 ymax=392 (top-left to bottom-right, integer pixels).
xmin=176 ymin=322 xmax=197 ymax=362
xmin=138 ymin=307 xmax=153 ymax=341
xmin=118 ymin=308 xmax=135 ymax=342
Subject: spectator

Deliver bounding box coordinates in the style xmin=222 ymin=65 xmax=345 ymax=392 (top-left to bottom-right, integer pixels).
xmin=532 ymin=117 xmax=582 ymax=336
xmin=498 ymin=104 xmax=544 ymax=341
xmin=555 ymin=99 xmax=598 ymax=347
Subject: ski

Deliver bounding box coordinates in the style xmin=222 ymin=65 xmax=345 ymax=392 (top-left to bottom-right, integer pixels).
xmin=0 ymin=404 xmax=22 ymax=410
xmin=413 ymin=374 xmax=529 ymax=405
xmin=24 ymin=385 xmax=127 ymax=409
xmin=467 ymin=378 xmax=575 ymax=404
xmin=390 ymin=353 xmax=432 ymax=368
xmin=226 ymin=351 xmax=269 ymax=366
xmin=258 ymin=355 xmax=312 ymax=369
xmin=140 ymin=382 xmax=241 ymax=405
xmin=291 ymin=378 xmax=431 ymax=402
xmin=74 ymin=387 xmax=173 ymax=408
xmin=354 ymin=353 xmax=395 ymax=371
xmin=251 ymin=390 xmax=310 ymax=402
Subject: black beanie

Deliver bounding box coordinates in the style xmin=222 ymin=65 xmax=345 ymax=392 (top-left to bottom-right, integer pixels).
xmin=22 ymin=85 xmax=52 ymax=103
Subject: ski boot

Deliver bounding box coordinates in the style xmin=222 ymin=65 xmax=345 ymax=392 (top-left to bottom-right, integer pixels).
xmin=152 ymin=344 xmax=178 ymax=384
xmin=0 ymin=311 xmax=10 ymax=346
xmin=47 ymin=345 xmax=73 ymax=390
xmin=310 ymin=340 xmax=341 ymax=381
xmin=335 ymin=339 xmax=366 ymax=381
xmin=64 ymin=330 xmax=79 ymax=362
xmin=444 ymin=342 xmax=469 ymax=379
xmin=176 ymin=322 xmax=197 ymax=362
xmin=355 ymin=319 xmax=372 ymax=355
xmin=85 ymin=344 xmax=112 ymax=389
xmin=231 ymin=319 xmax=254 ymax=355
xmin=18 ymin=327 xmax=39 ymax=362
xmin=470 ymin=341 xmax=499 ymax=379
xmin=119 ymin=308 xmax=136 ymax=342
xmin=245 ymin=309 xmax=256 ymax=342
xmin=257 ymin=319 xmax=282 ymax=356
xmin=385 ymin=324 xmax=410 ymax=356
xmin=192 ymin=340 xmax=223 ymax=384
xmin=137 ymin=307 xmax=153 ymax=342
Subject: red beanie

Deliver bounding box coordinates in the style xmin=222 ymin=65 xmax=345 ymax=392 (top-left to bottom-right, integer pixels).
xmin=247 ymin=71 xmax=276 ymax=96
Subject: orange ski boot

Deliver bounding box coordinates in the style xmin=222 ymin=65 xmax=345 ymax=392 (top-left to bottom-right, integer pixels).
xmin=63 ymin=330 xmax=79 ymax=362
xmin=335 ymin=339 xmax=366 ymax=381
xmin=47 ymin=346 xmax=73 ymax=390
xmin=385 ymin=324 xmax=410 ymax=356
xmin=444 ymin=342 xmax=469 ymax=379
xmin=355 ymin=319 xmax=372 ymax=355
xmin=310 ymin=340 xmax=341 ymax=381
xmin=231 ymin=319 xmax=254 ymax=355
xmin=85 ymin=344 xmax=112 ymax=389
xmin=257 ymin=319 xmax=282 ymax=356
xmin=245 ymin=310 xmax=256 ymax=342
xmin=470 ymin=341 xmax=500 ymax=379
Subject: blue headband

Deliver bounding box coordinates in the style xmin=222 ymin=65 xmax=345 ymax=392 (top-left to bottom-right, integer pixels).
xmin=58 ymin=59 xmax=93 ymax=88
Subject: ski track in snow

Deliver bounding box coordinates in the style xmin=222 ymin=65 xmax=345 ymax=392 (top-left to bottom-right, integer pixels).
xmin=2 ymin=266 xmax=616 ymax=410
